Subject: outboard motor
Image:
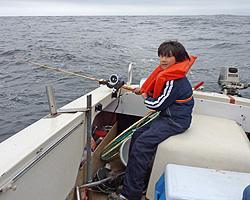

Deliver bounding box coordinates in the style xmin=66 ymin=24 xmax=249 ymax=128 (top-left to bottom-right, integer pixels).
xmin=218 ymin=67 xmax=249 ymax=96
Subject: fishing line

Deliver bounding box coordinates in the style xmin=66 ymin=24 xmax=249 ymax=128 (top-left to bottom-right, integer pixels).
xmin=109 ymin=89 xmax=122 ymax=125
xmin=13 ymin=57 xmax=134 ymax=91
xmin=14 ymin=57 xmax=99 ymax=81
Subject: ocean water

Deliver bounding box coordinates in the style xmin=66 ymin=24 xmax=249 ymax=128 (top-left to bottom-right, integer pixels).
xmin=0 ymin=15 xmax=250 ymax=142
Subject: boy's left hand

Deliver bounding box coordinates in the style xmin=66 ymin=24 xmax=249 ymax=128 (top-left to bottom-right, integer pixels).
xmin=141 ymin=93 xmax=149 ymax=99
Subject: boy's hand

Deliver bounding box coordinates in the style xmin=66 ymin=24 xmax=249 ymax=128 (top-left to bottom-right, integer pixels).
xmin=141 ymin=93 xmax=149 ymax=99
xmin=133 ymin=87 xmax=142 ymax=95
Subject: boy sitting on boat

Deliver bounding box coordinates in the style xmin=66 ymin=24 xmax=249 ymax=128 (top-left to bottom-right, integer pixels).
xmin=109 ymin=40 xmax=196 ymax=200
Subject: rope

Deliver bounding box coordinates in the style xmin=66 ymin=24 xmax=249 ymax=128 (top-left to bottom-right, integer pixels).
xmin=100 ymin=111 xmax=160 ymax=161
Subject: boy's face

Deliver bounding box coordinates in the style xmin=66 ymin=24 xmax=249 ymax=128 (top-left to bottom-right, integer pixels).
xmin=159 ymin=54 xmax=177 ymax=70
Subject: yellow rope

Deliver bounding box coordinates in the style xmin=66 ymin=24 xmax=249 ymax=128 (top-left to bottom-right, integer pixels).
xmin=101 ymin=111 xmax=160 ymax=160
xmin=103 ymin=114 xmax=150 ymax=152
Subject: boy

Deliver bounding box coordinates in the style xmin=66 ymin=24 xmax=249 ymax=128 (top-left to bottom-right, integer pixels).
xmin=109 ymin=41 xmax=196 ymax=200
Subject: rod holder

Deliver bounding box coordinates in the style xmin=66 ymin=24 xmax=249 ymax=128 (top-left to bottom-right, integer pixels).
xmin=127 ymin=62 xmax=135 ymax=86
xmin=45 ymin=84 xmax=57 ymax=115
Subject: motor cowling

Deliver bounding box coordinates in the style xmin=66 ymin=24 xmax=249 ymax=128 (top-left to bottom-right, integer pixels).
xmin=218 ymin=67 xmax=249 ymax=96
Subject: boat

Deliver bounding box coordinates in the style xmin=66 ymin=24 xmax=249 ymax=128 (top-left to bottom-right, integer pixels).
xmin=0 ymin=63 xmax=250 ymax=200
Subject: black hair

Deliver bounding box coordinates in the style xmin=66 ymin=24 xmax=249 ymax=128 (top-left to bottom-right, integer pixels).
xmin=158 ymin=41 xmax=190 ymax=62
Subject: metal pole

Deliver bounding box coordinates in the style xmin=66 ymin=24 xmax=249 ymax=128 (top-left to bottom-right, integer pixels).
xmin=45 ymin=84 xmax=57 ymax=115
xmin=86 ymin=94 xmax=92 ymax=183
xmin=76 ymin=186 xmax=81 ymax=200
xmin=127 ymin=62 xmax=135 ymax=86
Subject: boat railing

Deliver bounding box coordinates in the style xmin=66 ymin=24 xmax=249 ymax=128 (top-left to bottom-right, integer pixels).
xmin=127 ymin=62 xmax=135 ymax=86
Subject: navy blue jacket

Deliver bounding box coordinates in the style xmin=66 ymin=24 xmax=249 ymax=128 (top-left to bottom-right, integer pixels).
xmin=144 ymin=77 xmax=194 ymax=129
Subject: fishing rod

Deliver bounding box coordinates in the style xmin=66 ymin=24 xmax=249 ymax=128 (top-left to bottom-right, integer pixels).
xmin=14 ymin=57 xmax=134 ymax=93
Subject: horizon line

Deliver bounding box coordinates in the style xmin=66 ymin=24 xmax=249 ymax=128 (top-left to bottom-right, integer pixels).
xmin=0 ymin=13 xmax=249 ymax=17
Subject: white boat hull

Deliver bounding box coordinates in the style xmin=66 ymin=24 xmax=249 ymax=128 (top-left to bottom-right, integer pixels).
xmin=1 ymin=85 xmax=250 ymax=200
xmin=0 ymin=85 xmax=115 ymax=199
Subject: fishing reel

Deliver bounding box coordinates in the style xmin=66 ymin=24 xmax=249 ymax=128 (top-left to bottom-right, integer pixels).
xmin=99 ymin=74 xmax=124 ymax=98
xmin=218 ymin=67 xmax=249 ymax=97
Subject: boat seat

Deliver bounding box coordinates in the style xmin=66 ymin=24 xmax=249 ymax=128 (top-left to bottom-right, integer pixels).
xmin=146 ymin=113 xmax=250 ymax=200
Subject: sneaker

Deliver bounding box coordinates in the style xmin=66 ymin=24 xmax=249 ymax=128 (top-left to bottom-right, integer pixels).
xmin=108 ymin=193 xmax=128 ymax=200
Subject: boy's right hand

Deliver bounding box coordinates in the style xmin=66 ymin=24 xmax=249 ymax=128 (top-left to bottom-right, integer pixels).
xmin=133 ymin=87 xmax=142 ymax=95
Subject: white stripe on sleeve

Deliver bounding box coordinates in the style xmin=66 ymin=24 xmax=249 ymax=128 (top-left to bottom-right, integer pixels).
xmin=144 ymin=80 xmax=174 ymax=109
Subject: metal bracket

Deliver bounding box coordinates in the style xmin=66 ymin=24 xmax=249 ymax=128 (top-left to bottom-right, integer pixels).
xmin=57 ymin=108 xmax=87 ymax=113
xmin=0 ymin=181 xmax=17 ymax=195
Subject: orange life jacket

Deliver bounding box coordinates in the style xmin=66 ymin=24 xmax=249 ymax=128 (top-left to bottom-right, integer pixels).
xmin=141 ymin=55 xmax=197 ymax=98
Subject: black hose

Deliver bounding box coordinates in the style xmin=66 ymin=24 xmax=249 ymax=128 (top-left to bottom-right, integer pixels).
xmin=78 ymin=172 xmax=125 ymax=189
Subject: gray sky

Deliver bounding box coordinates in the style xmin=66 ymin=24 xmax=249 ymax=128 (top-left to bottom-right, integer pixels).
xmin=1 ymin=0 xmax=250 ymax=16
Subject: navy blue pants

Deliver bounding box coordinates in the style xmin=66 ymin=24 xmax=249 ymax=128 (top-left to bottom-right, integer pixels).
xmin=120 ymin=115 xmax=187 ymax=200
